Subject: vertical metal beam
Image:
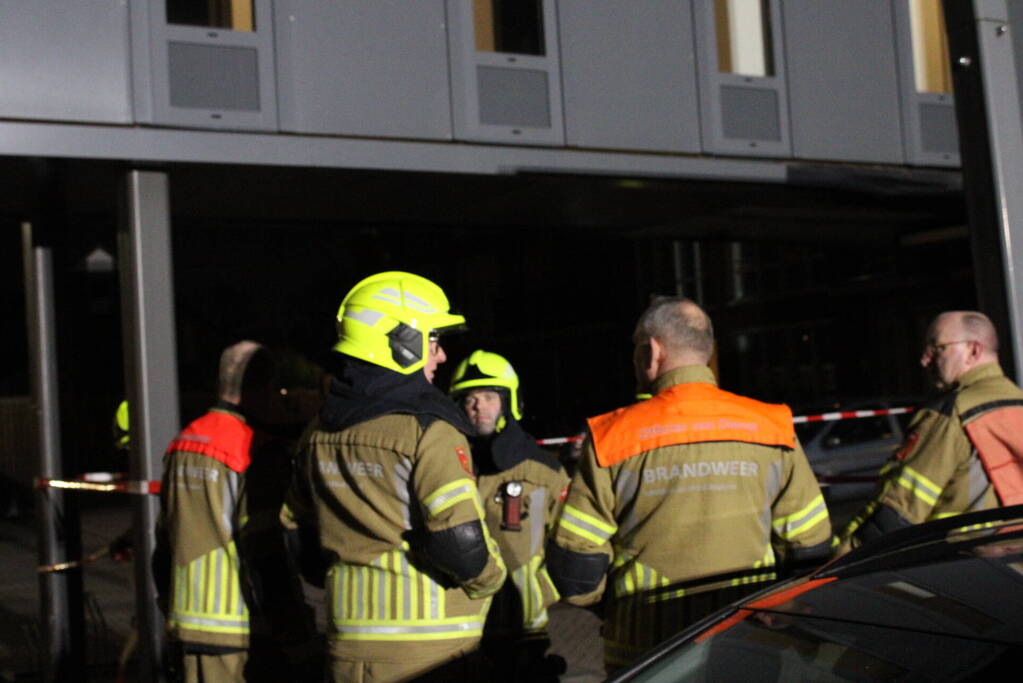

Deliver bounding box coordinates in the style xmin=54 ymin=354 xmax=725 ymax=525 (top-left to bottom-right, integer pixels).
xmin=22 ymin=222 xmax=83 ymax=682
xmin=118 ymin=170 xmax=179 ymax=682
xmin=944 ymin=0 xmax=1023 ymax=379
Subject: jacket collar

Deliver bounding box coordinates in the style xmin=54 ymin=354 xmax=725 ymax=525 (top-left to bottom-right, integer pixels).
xmin=651 ymin=365 xmax=717 ymax=396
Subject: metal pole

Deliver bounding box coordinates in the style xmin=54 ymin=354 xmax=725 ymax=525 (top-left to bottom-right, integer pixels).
xmin=22 ymin=222 xmax=83 ymax=682
xmin=118 ymin=170 xmax=179 ymax=682
xmin=944 ymin=0 xmax=1023 ymax=380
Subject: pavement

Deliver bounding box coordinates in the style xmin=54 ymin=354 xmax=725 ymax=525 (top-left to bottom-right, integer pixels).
xmin=0 ymin=497 xmax=604 ymax=682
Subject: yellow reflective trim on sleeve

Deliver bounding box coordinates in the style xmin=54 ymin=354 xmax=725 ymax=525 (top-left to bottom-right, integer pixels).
xmin=772 ymin=495 xmax=828 ymax=539
xmin=422 ymin=478 xmax=476 ymax=517
xmin=897 ymin=465 xmax=941 ymax=506
xmin=557 ymin=504 xmax=617 ymax=545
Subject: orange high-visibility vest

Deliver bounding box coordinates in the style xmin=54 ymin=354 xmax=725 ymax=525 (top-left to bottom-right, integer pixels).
xmin=588 ymin=382 xmax=795 ymax=468
xmin=165 ymin=409 xmax=253 ymax=473
xmin=962 ymin=400 xmax=1023 ymax=506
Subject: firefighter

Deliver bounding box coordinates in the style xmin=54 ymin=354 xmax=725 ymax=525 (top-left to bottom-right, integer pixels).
xmin=547 ymin=296 xmax=831 ymax=672
xmin=153 ymin=341 xmax=278 ymax=683
xmin=837 ymin=310 xmax=1023 ymax=551
xmin=448 ymin=350 xmax=569 ymax=682
xmin=280 ymin=271 xmax=506 ymax=682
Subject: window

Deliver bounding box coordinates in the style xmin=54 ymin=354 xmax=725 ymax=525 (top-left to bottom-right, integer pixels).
xmin=714 ymin=0 xmax=773 ymax=77
xmin=909 ymin=0 xmax=952 ymax=94
xmin=167 ymin=0 xmax=254 ymax=32
xmin=473 ymin=0 xmax=545 ymax=56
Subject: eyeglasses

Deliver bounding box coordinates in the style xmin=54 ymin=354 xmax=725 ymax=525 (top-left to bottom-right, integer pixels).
xmin=924 ymin=339 xmax=973 ymax=355
xmin=428 ymin=331 xmax=440 ymax=344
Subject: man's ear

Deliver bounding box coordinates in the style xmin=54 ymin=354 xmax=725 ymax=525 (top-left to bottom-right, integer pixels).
xmin=647 ymin=337 xmax=666 ymax=377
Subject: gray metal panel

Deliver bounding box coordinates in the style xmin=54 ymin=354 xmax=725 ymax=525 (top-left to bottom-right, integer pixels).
xmin=694 ymin=0 xmax=792 ymax=157
xmin=139 ymin=0 xmax=278 ymax=130
xmin=274 ymin=1 xmax=452 ymax=139
xmin=558 ymin=1 xmax=701 ymax=153
xmin=0 ymin=118 xmax=792 ymax=182
xmin=783 ymin=0 xmax=904 ymax=163
xmin=477 ymin=67 xmax=551 ymax=127
xmin=168 ymin=42 xmax=260 ymax=111
xmin=893 ymin=0 xmax=960 ymax=166
xmin=447 ymin=0 xmax=565 ymax=145
xmin=0 ymin=0 xmax=132 ymax=123
xmin=720 ymin=85 xmax=780 ymax=140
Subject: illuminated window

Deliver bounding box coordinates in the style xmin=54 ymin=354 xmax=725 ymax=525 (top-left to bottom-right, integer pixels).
xmin=715 ymin=0 xmax=773 ymax=77
xmin=473 ymin=0 xmax=545 ymax=56
xmin=167 ymin=0 xmax=255 ymax=32
xmin=909 ymin=0 xmax=952 ymax=94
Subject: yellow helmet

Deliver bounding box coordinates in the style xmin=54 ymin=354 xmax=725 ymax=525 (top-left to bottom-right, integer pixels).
xmin=449 ymin=350 xmax=522 ymax=421
xmin=113 ymin=400 xmax=130 ymax=450
xmin=334 ymin=271 xmax=466 ymax=374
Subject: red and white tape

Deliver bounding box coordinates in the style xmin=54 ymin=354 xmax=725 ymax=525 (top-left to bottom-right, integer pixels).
xmin=536 ymin=406 xmax=916 ymax=446
xmin=35 ymin=473 xmax=161 ymax=495
xmin=792 ymin=406 xmax=914 ymax=424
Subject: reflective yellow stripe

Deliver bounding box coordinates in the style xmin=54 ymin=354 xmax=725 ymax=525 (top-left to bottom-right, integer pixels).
xmin=897 ymin=465 xmax=941 ymax=506
xmin=170 ymin=544 xmax=249 ymax=636
xmin=330 ymin=547 xmax=488 ymax=642
xmin=773 ymin=495 xmax=828 ymax=539
xmin=558 ymin=504 xmax=617 ymax=545
xmin=422 ymin=479 xmax=476 ymax=517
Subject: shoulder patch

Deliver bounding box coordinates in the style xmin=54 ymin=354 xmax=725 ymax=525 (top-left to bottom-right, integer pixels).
xmin=559 ymin=484 xmax=569 ymax=502
xmin=894 ymin=431 xmax=920 ymax=461
xmin=455 ymin=445 xmax=474 ymax=477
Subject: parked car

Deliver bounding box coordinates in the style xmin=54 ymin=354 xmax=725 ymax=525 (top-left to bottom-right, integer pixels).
xmin=795 ymin=398 xmax=919 ymax=502
xmin=609 ymin=505 xmax=1023 ymax=682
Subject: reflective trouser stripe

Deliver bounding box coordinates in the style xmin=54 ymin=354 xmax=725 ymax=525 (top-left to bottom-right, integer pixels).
xmin=170 ymin=544 xmax=249 ymax=635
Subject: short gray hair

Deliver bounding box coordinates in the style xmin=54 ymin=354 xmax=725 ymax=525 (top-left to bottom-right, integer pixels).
xmin=960 ymin=311 xmax=999 ymax=353
xmin=218 ymin=341 xmax=275 ymax=401
xmin=635 ymin=296 xmax=714 ymax=360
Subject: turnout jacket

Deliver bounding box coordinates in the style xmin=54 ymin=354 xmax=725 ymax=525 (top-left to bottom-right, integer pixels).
xmin=550 ymin=366 xmax=830 ymax=667
xmin=840 ymin=363 xmax=1023 ymax=548
xmin=281 ymin=358 xmax=506 ymax=663
xmin=154 ymin=406 xmax=255 ymax=649
xmin=473 ymin=420 xmax=569 ymax=638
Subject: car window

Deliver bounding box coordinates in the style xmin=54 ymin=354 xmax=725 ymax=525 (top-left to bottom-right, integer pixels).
xmin=794 ymin=422 xmax=826 ymax=444
xmin=627 ymin=609 xmax=1019 ymax=682
xmin=821 ymin=416 xmax=894 ymax=449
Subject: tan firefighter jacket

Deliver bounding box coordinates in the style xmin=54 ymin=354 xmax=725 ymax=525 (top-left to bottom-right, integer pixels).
xmin=154 ymin=407 xmax=255 ymax=649
xmin=839 ymin=363 xmax=1023 ymax=550
xmin=476 ymin=441 xmax=569 ymax=638
xmin=552 ymin=366 xmax=831 ymax=666
xmin=282 ymin=411 xmax=507 ymax=663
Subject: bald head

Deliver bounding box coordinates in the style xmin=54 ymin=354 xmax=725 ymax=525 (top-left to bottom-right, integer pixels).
xmin=633 ymin=298 xmax=714 ymax=391
xmin=635 ymin=296 xmax=714 ymax=364
xmin=921 ymin=311 xmax=1000 ymax=388
xmin=218 ymin=341 xmax=276 ymax=409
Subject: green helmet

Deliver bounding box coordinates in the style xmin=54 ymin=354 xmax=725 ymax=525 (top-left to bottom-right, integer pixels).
xmin=334 ymin=271 xmax=466 ymax=374
xmin=449 ymin=350 xmax=522 ymax=421
xmin=113 ymin=400 xmax=130 ymax=451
